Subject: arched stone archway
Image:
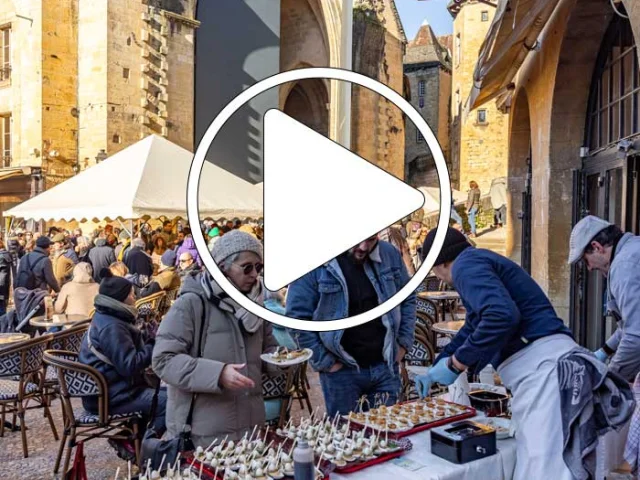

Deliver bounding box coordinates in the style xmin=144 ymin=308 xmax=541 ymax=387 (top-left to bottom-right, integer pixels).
xmin=280 ymin=0 xmax=330 ymax=73
xmin=542 ymin=0 xmax=616 ymax=318
xmin=283 ymin=79 xmax=330 ymax=137
xmin=506 ymin=89 xmax=531 ymax=264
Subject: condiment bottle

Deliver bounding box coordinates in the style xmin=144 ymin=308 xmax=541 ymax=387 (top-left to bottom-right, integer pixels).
xmin=293 ymin=439 xmax=315 ymax=480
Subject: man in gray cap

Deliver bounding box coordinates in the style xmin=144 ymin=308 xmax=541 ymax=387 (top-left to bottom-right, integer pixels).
xmin=568 ymin=215 xmax=640 ymax=381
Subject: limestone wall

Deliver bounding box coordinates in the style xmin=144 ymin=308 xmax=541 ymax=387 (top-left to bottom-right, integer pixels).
xmin=451 ymin=1 xmax=509 ymax=194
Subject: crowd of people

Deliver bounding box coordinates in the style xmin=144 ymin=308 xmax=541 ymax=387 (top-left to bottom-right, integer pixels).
xmin=1 ymin=210 xmax=640 ymax=480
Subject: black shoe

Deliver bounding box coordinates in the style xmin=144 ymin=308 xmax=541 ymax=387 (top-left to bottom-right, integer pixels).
xmin=108 ymin=438 xmax=136 ymax=462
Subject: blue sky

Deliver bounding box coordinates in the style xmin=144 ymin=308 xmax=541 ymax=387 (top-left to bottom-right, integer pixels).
xmin=395 ymin=0 xmax=453 ymax=41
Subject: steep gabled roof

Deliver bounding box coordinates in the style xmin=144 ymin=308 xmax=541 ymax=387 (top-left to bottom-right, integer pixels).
xmin=405 ymin=20 xmax=452 ymax=70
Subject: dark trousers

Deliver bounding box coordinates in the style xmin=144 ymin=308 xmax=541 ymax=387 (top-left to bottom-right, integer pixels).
xmin=319 ymin=362 xmax=401 ymax=416
xmin=109 ymin=387 xmax=167 ymax=433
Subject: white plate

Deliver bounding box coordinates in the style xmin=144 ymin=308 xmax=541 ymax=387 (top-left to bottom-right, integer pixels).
xmin=261 ymin=348 xmax=313 ymax=366
xmin=475 ymin=417 xmax=513 ymax=439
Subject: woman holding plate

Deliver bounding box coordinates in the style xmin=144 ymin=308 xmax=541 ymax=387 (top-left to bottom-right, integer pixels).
xmin=152 ymin=231 xmax=279 ymax=445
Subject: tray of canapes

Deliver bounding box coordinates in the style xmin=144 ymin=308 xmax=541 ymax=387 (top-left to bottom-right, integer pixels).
xmin=345 ymin=397 xmax=476 ymax=438
xmin=276 ymin=412 xmax=412 ymax=474
xmin=184 ymin=425 xmax=331 ymax=480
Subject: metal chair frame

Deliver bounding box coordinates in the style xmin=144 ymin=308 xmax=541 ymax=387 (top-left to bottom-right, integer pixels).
xmin=43 ymin=350 xmax=141 ymax=475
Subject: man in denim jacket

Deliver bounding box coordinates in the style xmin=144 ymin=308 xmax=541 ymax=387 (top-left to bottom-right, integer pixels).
xmin=569 ymin=215 xmax=640 ymax=382
xmin=286 ymin=235 xmax=416 ymax=416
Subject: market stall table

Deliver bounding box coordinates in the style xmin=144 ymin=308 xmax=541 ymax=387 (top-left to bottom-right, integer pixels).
xmin=29 ymin=314 xmax=88 ymax=329
xmin=431 ymin=321 xmax=465 ymax=336
xmin=331 ymin=420 xmax=516 ymax=480
xmin=0 ymin=332 xmax=29 ymax=347
xmin=418 ymin=291 xmax=461 ymax=322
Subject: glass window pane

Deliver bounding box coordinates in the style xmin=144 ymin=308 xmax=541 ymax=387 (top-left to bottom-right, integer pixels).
xmin=602 ymin=69 xmax=610 ymax=107
xmin=636 ymin=92 xmax=640 ymax=134
xmin=613 ymin=61 xmax=621 ymax=102
xmin=601 ymin=109 xmax=608 ymax=147
xmin=590 ymin=114 xmax=599 ymax=150
xmin=624 ymin=95 xmax=633 ymax=137
xmin=611 ymin=103 xmax=620 ymax=142
xmin=624 ymin=52 xmax=634 ymax=94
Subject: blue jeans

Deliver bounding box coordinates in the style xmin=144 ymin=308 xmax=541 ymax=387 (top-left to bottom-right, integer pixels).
xmin=450 ymin=208 xmax=463 ymax=226
xmin=468 ymin=207 xmax=478 ymax=235
xmin=319 ymin=363 xmax=402 ymax=416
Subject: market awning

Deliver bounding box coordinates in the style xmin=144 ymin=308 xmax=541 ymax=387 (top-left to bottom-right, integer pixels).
xmin=468 ymin=0 xmax=560 ymax=110
xmin=3 ymin=135 xmax=263 ymax=222
xmin=0 ymin=167 xmax=32 ymax=182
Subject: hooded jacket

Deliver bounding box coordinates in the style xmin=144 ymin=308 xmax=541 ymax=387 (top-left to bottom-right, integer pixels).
xmin=175 ymin=237 xmax=202 ymax=267
xmin=79 ymin=294 xmax=152 ymax=411
xmin=152 ymin=273 xmax=278 ymax=445
xmin=88 ymin=239 xmax=116 ymax=282
xmin=54 ymin=263 xmax=100 ymax=317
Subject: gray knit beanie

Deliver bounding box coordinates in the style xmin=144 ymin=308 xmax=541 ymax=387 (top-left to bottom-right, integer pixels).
xmin=211 ymin=230 xmax=263 ymax=264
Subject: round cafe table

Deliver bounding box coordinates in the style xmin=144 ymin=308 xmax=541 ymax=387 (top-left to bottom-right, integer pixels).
xmin=417 ymin=291 xmax=461 ymax=322
xmin=431 ymin=320 xmax=464 ymax=336
xmin=30 ymin=314 xmax=88 ymax=329
xmin=0 ymin=333 xmax=30 ymax=347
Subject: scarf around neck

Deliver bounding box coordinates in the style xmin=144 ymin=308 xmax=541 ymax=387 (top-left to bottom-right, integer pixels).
xmin=200 ymin=273 xmax=263 ymax=333
xmin=94 ymin=294 xmax=138 ymax=322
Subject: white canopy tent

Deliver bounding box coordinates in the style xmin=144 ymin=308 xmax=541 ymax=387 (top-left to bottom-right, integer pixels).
xmin=417 ymin=186 xmax=467 ymax=215
xmin=4 ymin=135 xmax=263 ymax=223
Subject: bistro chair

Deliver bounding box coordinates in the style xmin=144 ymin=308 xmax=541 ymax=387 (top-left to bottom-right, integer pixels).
xmin=401 ymin=333 xmax=436 ymax=401
xmin=43 ymin=324 xmax=90 ymax=406
xmin=416 ymin=311 xmax=450 ymax=351
xmin=135 ymin=291 xmax=166 ymax=323
xmin=0 ymin=334 xmax=57 ymax=458
xmin=43 ymin=350 xmax=142 ymax=475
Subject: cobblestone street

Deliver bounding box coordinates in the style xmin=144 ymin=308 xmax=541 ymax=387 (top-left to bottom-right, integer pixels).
xmin=0 ymin=372 xmax=325 ymax=480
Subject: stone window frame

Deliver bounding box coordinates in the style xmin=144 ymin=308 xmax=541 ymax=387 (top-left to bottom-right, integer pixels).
xmin=481 ymin=11 xmax=489 ymax=22
xmin=1 ymin=113 xmax=11 ymax=167
xmin=586 ymin=13 xmax=639 ymax=153
xmin=455 ymin=34 xmax=461 ymax=68
xmin=416 ymin=129 xmax=425 ymax=143
xmin=476 ymin=109 xmax=488 ymax=125
xmin=0 ymin=24 xmax=11 ymax=85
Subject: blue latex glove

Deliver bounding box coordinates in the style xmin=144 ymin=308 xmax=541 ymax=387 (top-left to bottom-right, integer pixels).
xmin=594 ymin=348 xmax=609 ymax=363
xmin=415 ymin=357 xmax=460 ymax=398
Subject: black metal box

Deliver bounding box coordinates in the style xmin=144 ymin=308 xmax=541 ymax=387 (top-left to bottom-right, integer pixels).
xmin=431 ymin=420 xmax=497 ymax=464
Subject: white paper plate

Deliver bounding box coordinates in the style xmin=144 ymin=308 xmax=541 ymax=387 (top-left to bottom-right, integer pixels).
xmin=260 ymin=348 xmax=313 ymax=366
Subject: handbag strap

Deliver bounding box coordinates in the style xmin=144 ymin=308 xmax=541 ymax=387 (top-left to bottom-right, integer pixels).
xmin=183 ymin=294 xmax=208 ymax=433
xmin=86 ymin=325 xmax=115 ymax=366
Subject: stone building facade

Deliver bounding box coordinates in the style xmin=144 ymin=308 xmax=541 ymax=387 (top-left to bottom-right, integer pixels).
xmin=280 ymin=0 xmax=407 ymax=180
xmin=403 ymin=20 xmax=452 ymax=187
xmin=468 ymin=0 xmax=640 ymax=347
xmin=449 ymin=0 xmax=509 ymax=192
xmin=0 ymin=0 xmax=197 ymax=224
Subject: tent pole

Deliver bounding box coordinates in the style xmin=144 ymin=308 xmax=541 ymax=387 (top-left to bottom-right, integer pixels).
xmin=116 ymin=219 xmax=132 ymax=237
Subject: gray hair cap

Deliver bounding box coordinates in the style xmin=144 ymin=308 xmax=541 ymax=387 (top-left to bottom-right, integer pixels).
xmin=211 ymin=230 xmax=263 ymax=265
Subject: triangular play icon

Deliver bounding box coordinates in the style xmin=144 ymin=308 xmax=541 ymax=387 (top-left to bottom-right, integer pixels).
xmin=263 ymin=109 xmax=425 ymax=291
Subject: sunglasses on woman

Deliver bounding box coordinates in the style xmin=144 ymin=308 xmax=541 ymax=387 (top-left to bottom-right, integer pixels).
xmin=234 ymin=262 xmax=264 ymax=275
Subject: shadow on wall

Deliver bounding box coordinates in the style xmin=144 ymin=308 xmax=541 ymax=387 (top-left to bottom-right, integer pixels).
xmin=195 ymin=0 xmax=280 ymax=183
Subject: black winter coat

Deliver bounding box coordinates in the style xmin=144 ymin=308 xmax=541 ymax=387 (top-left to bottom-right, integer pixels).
xmin=88 ymin=239 xmax=116 ymax=282
xmin=0 ymin=248 xmax=11 ymax=300
xmin=79 ymin=294 xmax=152 ymax=411
xmin=124 ymin=247 xmax=154 ymax=277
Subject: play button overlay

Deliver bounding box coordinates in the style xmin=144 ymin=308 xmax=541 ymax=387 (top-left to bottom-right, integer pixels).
xmin=263 ymin=109 xmax=425 ymax=291
xmin=187 ymin=67 xmax=452 ymax=332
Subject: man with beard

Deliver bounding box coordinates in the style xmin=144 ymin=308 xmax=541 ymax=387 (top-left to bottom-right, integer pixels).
xmin=287 ymin=234 xmax=416 ymax=416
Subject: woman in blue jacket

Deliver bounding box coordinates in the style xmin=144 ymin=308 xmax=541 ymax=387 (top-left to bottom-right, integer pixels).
xmin=79 ymin=270 xmax=166 ymax=456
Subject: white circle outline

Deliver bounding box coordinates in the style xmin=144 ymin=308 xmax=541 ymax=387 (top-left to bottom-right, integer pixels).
xmin=187 ymin=67 xmax=451 ymax=332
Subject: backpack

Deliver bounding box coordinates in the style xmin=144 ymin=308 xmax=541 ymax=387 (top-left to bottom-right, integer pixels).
xmin=14 ymin=253 xmax=47 ymax=290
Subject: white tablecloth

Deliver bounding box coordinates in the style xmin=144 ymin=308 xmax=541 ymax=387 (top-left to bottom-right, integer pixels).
xmin=332 ymin=418 xmax=517 ymax=480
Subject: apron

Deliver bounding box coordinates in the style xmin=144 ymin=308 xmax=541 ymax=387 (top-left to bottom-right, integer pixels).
xmin=498 ymin=334 xmax=577 ymax=480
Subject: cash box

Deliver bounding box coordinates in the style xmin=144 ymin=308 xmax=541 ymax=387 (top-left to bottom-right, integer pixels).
xmin=431 ymin=420 xmax=497 ymax=464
